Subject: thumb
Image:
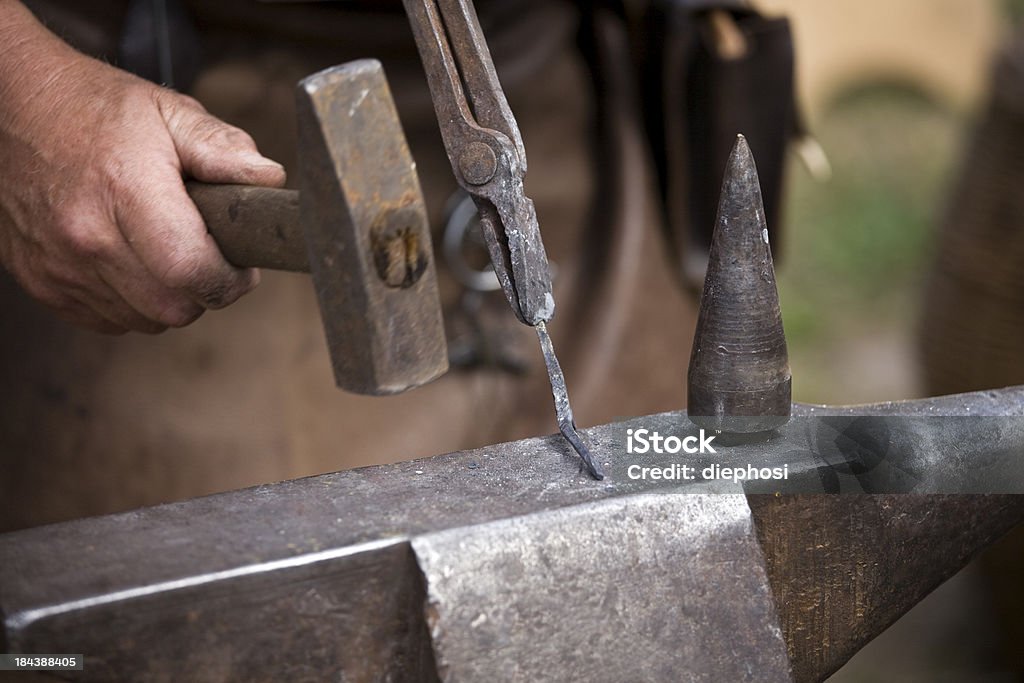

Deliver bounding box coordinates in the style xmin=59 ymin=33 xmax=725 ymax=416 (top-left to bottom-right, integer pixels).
xmin=159 ymin=93 xmax=287 ymax=188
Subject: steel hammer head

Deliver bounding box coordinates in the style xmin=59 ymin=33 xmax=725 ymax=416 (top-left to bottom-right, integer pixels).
xmin=296 ymin=60 xmax=448 ymax=395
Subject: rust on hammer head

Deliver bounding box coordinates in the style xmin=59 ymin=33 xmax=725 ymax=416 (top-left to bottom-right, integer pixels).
xmin=296 ymin=60 xmax=448 ymax=395
xmin=687 ymin=135 xmax=791 ymax=433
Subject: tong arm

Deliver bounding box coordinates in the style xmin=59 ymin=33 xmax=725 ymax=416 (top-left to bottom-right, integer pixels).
xmin=403 ymin=0 xmax=554 ymax=325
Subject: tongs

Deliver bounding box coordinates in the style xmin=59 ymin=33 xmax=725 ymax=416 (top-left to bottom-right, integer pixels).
xmin=403 ymin=0 xmax=604 ymax=479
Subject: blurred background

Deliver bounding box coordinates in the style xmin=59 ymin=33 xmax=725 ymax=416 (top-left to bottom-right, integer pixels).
xmin=760 ymin=0 xmax=1024 ymax=679
xmin=763 ymin=0 xmax=1009 ymax=404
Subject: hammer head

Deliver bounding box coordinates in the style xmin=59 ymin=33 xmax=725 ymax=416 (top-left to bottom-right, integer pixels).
xmin=296 ymin=60 xmax=448 ymax=395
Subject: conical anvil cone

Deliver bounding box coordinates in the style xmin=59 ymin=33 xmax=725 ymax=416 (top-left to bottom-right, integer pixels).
xmin=688 ymin=135 xmax=791 ymax=433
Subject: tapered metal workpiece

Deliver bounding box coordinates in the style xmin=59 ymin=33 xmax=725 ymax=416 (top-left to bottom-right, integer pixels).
xmin=688 ymin=135 xmax=791 ymax=433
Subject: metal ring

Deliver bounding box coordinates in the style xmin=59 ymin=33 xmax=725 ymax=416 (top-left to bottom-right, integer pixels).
xmin=442 ymin=192 xmax=501 ymax=292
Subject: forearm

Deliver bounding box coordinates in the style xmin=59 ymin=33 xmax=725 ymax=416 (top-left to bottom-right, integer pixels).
xmin=0 ymin=0 xmax=48 ymax=54
xmin=0 ymin=2 xmax=79 ymax=98
xmin=0 ymin=0 xmax=104 ymax=153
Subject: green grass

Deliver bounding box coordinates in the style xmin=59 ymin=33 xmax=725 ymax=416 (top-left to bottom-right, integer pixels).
xmin=775 ymin=85 xmax=964 ymax=402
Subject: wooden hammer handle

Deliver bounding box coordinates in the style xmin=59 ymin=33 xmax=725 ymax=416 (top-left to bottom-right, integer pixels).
xmin=185 ymin=181 xmax=310 ymax=273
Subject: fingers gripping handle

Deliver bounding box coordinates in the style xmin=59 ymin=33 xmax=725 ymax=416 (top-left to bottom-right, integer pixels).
xmin=186 ymin=182 xmax=308 ymax=272
xmin=187 ymin=59 xmax=449 ymax=396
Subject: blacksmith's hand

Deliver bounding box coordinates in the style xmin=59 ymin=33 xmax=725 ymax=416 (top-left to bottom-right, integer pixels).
xmin=0 ymin=0 xmax=286 ymax=333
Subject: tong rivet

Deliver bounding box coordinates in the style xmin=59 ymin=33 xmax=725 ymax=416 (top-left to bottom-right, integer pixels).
xmin=458 ymin=142 xmax=498 ymax=185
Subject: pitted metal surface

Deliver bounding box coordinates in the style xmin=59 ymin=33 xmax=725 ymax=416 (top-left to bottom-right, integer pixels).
xmin=413 ymin=494 xmax=791 ymax=682
xmin=2 ymin=386 xmax=1023 ymax=681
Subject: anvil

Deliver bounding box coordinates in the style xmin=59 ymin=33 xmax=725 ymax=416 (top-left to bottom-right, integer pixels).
xmin=1 ymin=386 xmax=1023 ymax=682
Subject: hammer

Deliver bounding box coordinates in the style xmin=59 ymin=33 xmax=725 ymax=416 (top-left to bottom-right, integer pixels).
xmin=183 ymin=60 xmax=448 ymax=396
